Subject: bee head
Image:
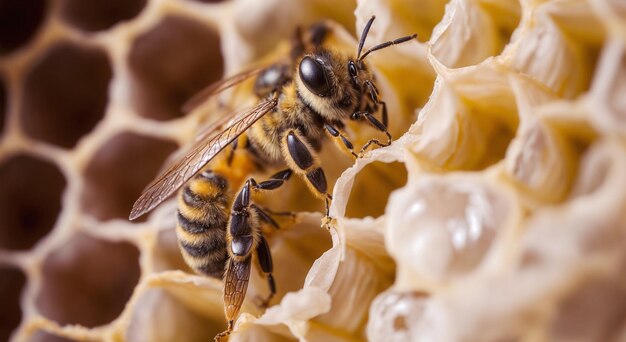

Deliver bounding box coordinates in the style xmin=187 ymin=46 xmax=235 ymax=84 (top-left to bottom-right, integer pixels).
xmin=299 ymin=55 xmax=332 ymax=97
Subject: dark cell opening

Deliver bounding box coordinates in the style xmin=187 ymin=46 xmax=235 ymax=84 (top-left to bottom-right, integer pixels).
xmin=128 ymin=16 xmax=224 ymax=121
xmin=82 ymin=132 xmax=178 ymax=222
xmin=153 ymin=229 xmax=193 ymax=273
xmin=59 ymin=0 xmax=146 ymax=32
xmin=0 ymin=266 xmax=26 ymax=341
xmin=36 ymin=234 xmax=141 ymax=327
xmin=21 ymin=42 xmax=112 ymax=148
xmin=0 ymin=155 xmax=65 ymax=250
xmin=0 ymin=0 xmax=47 ymax=55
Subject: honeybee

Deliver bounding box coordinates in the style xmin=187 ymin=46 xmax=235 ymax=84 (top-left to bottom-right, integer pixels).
xmin=129 ymin=16 xmax=415 ymax=341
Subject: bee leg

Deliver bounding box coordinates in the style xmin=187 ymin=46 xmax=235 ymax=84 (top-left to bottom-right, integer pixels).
xmin=325 ymin=124 xmax=358 ymax=159
xmin=282 ymin=130 xmax=333 ymax=220
xmin=219 ymin=180 xmax=258 ymax=340
xmin=251 ymin=204 xmax=280 ymax=229
xmin=364 ymin=79 xmax=388 ymax=128
xmin=256 ymin=235 xmax=276 ymax=308
xmin=256 ymin=206 xmax=298 ymax=228
xmin=351 ymin=111 xmax=393 ymax=156
xmin=260 ymin=206 xmax=297 ymax=218
xmin=250 ymin=168 xmax=293 ymax=191
xmin=218 ymin=257 xmax=252 ymax=342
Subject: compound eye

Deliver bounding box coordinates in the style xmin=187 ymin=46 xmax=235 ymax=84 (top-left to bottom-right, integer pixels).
xmin=299 ymin=56 xmax=331 ymax=97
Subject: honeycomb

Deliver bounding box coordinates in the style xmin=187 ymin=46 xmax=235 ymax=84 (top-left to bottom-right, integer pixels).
xmin=1 ymin=0 xmax=625 ymax=341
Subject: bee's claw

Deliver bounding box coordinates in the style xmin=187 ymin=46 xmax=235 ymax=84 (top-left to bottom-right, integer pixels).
xmin=321 ymin=215 xmax=336 ymax=230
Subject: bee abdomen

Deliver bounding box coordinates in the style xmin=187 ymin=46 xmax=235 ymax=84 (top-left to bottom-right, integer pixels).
xmin=176 ymin=170 xmax=230 ymax=278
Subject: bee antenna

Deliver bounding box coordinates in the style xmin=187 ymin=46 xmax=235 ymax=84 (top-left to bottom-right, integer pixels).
xmin=358 ymin=33 xmax=418 ymax=62
xmin=357 ymin=16 xmax=376 ymax=60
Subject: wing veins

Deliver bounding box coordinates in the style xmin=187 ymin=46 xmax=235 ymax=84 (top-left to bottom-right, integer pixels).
xmin=129 ymin=98 xmax=278 ymax=220
xmin=182 ymin=67 xmax=267 ymax=113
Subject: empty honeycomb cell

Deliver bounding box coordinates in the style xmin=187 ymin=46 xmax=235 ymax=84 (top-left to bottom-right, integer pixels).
xmin=0 ymin=266 xmax=26 ymax=342
xmin=126 ymin=289 xmax=222 ymax=342
xmin=36 ymin=233 xmax=140 ymax=327
xmin=128 ymin=16 xmax=224 ymax=121
xmin=59 ymin=0 xmax=147 ymax=32
xmin=367 ymin=290 xmax=430 ymax=341
xmin=345 ymin=161 xmax=407 ymax=219
xmin=0 ymin=0 xmax=47 ymax=55
xmin=0 ymin=76 xmax=6 ymax=133
xmin=153 ymin=229 xmax=193 ymax=273
xmin=20 ymin=42 xmax=112 ymax=148
xmin=82 ymin=132 xmax=178 ymax=221
xmin=0 ymin=154 xmax=65 ymax=250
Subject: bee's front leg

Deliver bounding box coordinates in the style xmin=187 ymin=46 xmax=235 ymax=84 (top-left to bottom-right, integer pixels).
xmin=351 ymin=110 xmax=392 ymax=157
xmin=352 ymin=79 xmax=393 ymax=157
xmin=325 ymin=124 xmax=359 ymax=159
xmin=364 ymin=79 xmax=388 ymax=128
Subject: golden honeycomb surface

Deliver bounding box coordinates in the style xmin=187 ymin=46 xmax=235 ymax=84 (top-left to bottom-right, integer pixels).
xmin=1 ymin=0 xmax=625 ymax=341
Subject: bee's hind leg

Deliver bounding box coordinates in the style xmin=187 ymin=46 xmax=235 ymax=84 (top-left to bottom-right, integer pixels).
xmin=255 ymin=235 xmax=276 ymax=308
xmin=218 ymin=258 xmax=252 ymax=342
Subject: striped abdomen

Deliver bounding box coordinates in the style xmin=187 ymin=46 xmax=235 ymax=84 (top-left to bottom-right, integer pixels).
xmin=176 ymin=170 xmax=230 ymax=278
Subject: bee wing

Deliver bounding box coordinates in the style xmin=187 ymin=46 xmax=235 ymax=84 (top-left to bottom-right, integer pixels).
xmin=181 ymin=67 xmax=267 ymax=113
xmin=129 ymin=98 xmax=279 ymax=220
xmin=193 ymin=106 xmax=247 ymax=143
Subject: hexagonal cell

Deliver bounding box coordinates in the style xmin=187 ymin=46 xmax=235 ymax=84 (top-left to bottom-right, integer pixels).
xmin=82 ymin=132 xmax=178 ymax=221
xmin=0 ymin=0 xmax=48 ymax=55
xmin=0 ymin=154 xmax=65 ymax=250
xmin=128 ymin=16 xmax=224 ymax=121
xmin=346 ymin=161 xmax=408 ymax=218
xmin=0 ymin=75 xmax=6 ymax=133
xmin=0 ymin=266 xmax=26 ymax=342
xmin=427 ymin=0 xmax=521 ymax=69
xmin=153 ymin=228 xmax=193 ymax=273
xmin=36 ymin=233 xmax=140 ymax=327
xmin=126 ymin=288 xmax=222 ymax=342
xmin=59 ymin=0 xmax=146 ymax=32
xmin=20 ymin=42 xmax=112 ymax=149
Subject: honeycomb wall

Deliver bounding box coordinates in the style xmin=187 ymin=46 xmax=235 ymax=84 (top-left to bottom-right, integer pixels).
xmin=0 ymin=0 xmax=625 ymax=341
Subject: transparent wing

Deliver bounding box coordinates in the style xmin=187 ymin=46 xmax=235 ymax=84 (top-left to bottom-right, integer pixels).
xmin=181 ymin=67 xmax=267 ymax=113
xmin=129 ymin=98 xmax=278 ymax=220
